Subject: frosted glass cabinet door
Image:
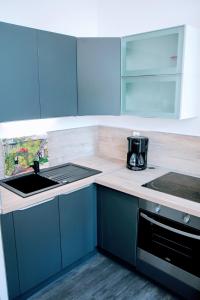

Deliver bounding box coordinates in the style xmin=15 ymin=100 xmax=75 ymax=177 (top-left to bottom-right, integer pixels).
xmin=122 ymin=26 xmax=184 ymax=76
xmin=121 ymin=75 xmax=181 ymax=118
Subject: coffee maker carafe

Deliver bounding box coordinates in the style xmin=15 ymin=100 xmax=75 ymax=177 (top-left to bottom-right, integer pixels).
xmin=127 ymin=136 xmax=148 ymax=171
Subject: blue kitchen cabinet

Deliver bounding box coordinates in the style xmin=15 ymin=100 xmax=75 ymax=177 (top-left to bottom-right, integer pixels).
xmin=97 ymin=185 xmax=138 ymax=266
xmin=13 ymin=198 xmax=61 ymax=294
xmin=77 ymin=38 xmax=121 ymax=115
xmin=38 ymin=30 xmax=77 ymax=118
xmin=59 ymin=185 xmax=97 ymax=269
xmin=121 ymin=26 xmax=184 ymax=76
xmin=0 ymin=213 xmax=20 ymax=299
xmin=0 ymin=22 xmax=40 ymax=122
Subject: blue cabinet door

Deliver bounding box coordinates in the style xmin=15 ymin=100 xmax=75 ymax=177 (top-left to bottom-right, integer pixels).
xmin=77 ymin=38 xmax=121 ymax=115
xmin=97 ymin=186 xmax=138 ymax=266
xmin=38 ymin=31 xmax=77 ymax=118
xmin=0 ymin=22 xmax=40 ymax=122
xmin=59 ymin=185 xmax=97 ymax=269
xmin=1 ymin=213 xmax=20 ymax=299
xmin=13 ymin=198 xmax=61 ymax=294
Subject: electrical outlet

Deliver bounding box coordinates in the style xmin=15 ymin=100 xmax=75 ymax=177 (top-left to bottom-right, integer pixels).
xmin=132 ymin=131 xmax=140 ymax=136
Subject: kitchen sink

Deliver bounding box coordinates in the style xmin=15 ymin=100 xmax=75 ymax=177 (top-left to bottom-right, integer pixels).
xmin=1 ymin=173 xmax=60 ymax=196
xmin=0 ymin=163 xmax=101 ymax=197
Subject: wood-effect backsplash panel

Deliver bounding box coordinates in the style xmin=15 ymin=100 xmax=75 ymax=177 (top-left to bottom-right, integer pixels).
xmin=48 ymin=126 xmax=98 ymax=166
xmin=97 ymin=126 xmax=200 ymax=176
xmin=97 ymin=126 xmax=132 ymax=161
xmin=145 ymin=130 xmax=200 ymax=175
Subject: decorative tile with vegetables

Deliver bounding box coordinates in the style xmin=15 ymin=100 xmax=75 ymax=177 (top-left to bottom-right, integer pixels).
xmin=2 ymin=135 xmax=48 ymax=177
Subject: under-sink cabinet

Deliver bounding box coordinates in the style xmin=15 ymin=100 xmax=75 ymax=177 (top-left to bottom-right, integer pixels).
xmin=97 ymin=185 xmax=138 ymax=266
xmin=1 ymin=197 xmax=61 ymax=299
xmin=0 ymin=185 xmax=97 ymax=300
xmin=13 ymin=197 xmax=61 ymax=294
xmin=59 ymin=185 xmax=97 ymax=268
xmin=1 ymin=213 xmax=20 ymax=299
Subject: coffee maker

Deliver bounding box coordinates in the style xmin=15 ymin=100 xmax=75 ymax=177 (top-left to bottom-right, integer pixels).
xmin=127 ymin=136 xmax=148 ymax=171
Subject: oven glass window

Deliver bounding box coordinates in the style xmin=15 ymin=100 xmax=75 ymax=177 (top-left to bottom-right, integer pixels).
xmin=138 ymin=210 xmax=200 ymax=277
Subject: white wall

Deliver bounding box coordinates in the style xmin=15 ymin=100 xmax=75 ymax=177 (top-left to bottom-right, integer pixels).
xmin=0 ymin=117 xmax=98 ymax=139
xmin=1 ymin=115 xmax=200 ymax=139
xmin=0 ymin=0 xmax=200 ymax=137
xmin=0 ymin=0 xmax=98 ymax=36
xmin=98 ymin=0 xmax=200 ymax=37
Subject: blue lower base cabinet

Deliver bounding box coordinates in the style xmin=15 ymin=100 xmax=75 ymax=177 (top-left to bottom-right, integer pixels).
xmin=59 ymin=185 xmax=97 ymax=269
xmin=97 ymin=186 xmax=138 ymax=266
xmin=0 ymin=213 xmax=20 ymax=299
xmin=13 ymin=197 xmax=62 ymax=294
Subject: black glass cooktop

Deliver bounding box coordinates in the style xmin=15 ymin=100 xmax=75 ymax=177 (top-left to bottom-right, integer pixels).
xmin=142 ymin=172 xmax=200 ymax=203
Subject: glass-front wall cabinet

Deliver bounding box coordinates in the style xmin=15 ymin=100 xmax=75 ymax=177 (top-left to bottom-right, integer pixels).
xmin=121 ymin=26 xmax=184 ymax=76
xmin=121 ymin=75 xmax=181 ymax=118
xmin=120 ymin=25 xmax=196 ymax=119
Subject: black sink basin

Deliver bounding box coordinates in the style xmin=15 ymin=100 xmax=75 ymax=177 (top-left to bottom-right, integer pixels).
xmin=0 ymin=163 xmax=101 ymax=197
xmin=1 ymin=174 xmax=59 ymax=196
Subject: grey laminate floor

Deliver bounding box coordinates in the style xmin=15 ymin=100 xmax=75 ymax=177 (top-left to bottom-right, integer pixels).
xmin=29 ymin=253 xmax=178 ymax=300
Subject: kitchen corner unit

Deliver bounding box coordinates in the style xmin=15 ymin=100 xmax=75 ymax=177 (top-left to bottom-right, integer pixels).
xmin=0 ymin=154 xmax=200 ymax=300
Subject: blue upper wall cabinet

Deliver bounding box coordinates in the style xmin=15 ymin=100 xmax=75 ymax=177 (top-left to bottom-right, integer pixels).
xmin=0 ymin=22 xmax=40 ymax=122
xmin=38 ymin=31 xmax=77 ymax=118
xmin=0 ymin=22 xmax=77 ymax=123
xmin=77 ymin=38 xmax=121 ymax=115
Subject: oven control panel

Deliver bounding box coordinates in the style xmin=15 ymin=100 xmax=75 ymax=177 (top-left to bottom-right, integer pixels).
xmin=139 ymin=198 xmax=200 ymax=230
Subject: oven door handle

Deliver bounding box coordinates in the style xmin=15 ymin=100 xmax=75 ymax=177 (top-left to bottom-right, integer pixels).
xmin=140 ymin=212 xmax=200 ymax=240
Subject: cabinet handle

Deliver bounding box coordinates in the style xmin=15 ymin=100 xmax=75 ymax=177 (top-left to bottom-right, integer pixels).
xmin=18 ymin=197 xmax=55 ymax=211
xmin=140 ymin=212 xmax=200 ymax=240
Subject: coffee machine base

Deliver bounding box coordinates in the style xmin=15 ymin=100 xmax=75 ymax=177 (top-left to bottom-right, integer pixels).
xmin=127 ymin=164 xmax=147 ymax=171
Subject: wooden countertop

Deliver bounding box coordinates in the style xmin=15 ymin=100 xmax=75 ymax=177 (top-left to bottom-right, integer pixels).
xmin=0 ymin=156 xmax=200 ymax=217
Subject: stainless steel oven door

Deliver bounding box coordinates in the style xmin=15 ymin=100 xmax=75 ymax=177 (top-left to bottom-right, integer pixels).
xmin=137 ymin=248 xmax=200 ymax=292
xmin=137 ymin=210 xmax=200 ymax=292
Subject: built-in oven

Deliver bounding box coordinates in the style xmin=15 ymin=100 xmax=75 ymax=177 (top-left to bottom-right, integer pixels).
xmin=137 ymin=199 xmax=200 ymax=300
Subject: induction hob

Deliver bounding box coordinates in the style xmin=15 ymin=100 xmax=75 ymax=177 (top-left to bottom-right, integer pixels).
xmin=142 ymin=172 xmax=200 ymax=203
